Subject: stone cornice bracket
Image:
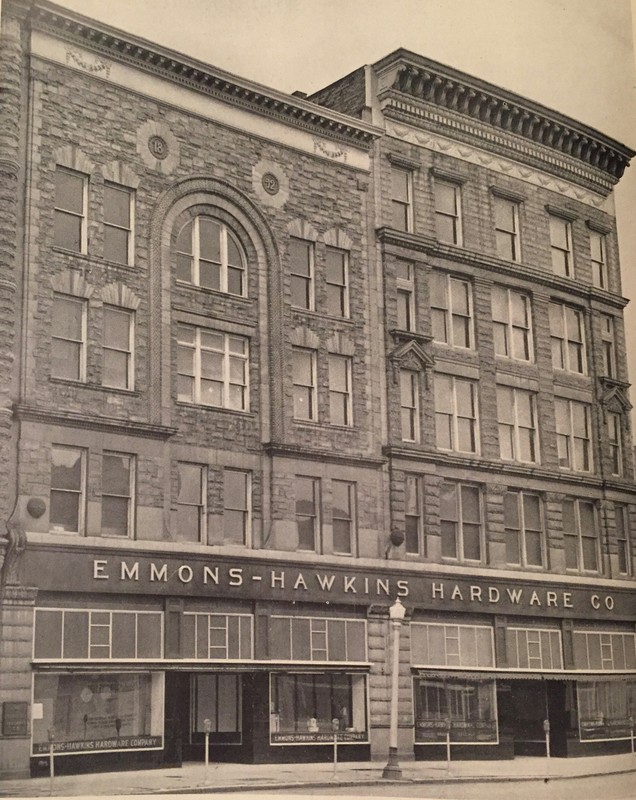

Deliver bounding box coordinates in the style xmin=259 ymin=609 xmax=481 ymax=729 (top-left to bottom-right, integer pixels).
xmin=380 ymin=59 xmax=633 ymax=183
xmin=29 ymin=4 xmax=383 ymax=149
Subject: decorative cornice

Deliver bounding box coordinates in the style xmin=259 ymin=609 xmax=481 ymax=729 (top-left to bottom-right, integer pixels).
xmin=14 ymin=404 xmax=177 ymax=440
xmin=375 ymin=51 xmax=633 ymax=185
xmin=376 ymin=227 xmax=629 ymax=310
xmin=30 ymin=2 xmax=382 ymax=149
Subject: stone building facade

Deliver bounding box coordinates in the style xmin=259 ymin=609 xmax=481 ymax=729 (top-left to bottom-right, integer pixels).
xmin=0 ymin=0 xmax=635 ymax=779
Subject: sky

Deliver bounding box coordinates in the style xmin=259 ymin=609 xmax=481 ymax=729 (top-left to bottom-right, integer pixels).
xmin=54 ymin=0 xmax=636 ymax=408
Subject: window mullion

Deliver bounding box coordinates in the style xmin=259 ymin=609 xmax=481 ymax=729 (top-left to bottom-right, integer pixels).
xmin=193 ymin=218 xmax=201 ymax=286
xmin=220 ymin=225 xmax=228 ymax=294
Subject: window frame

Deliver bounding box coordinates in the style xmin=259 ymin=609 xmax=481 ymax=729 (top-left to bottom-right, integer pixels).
xmin=292 ymin=347 xmax=317 ymax=421
xmin=607 ymin=411 xmax=623 ymax=477
xmin=176 ymin=462 xmax=207 ymax=544
xmin=615 ymin=504 xmax=632 ymax=576
xmin=396 ymin=261 xmax=416 ymax=332
xmin=390 ymin=166 xmax=413 ymax=232
xmin=400 ymin=369 xmax=420 ymax=443
xmin=223 ymin=468 xmax=252 ymax=547
xmin=328 ymin=354 xmax=353 ymax=427
xmin=434 ymin=179 xmax=463 ymax=245
xmin=492 ymin=286 xmax=533 ymax=362
xmin=332 ymin=479 xmax=356 ymax=556
xmin=562 ymin=498 xmax=600 ymax=574
xmin=549 ymin=302 xmax=587 ymax=375
xmin=503 ymin=490 xmax=545 ymax=568
xmin=590 ymin=230 xmax=608 ymax=289
xmin=177 ymin=325 xmax=250 ymax=412
xmin=325 ymin=246 xmax=350 ymax=318
xmin=176 ymin=216 xmax=247 ymax=297
xmin=54 ymin=166 xmax=88 ymax=254
xmin=600 ymin=314 xmax=617 ymax=379
xmin=555 ymin=398 xmax=593 ymax=473
xmin=295 ymin=476 xmax=321 ymax=552
xmin=101 ymin=451 xmax=135 ymax=539
xmin=51 ymin=293 xmax=87 ymax=382
xmin=434 ymin=374 xmax=479 ymax=455
xmin=404 ymin=474 xmax=423 ymax=556
xmin=493 ymin=195 xmax=521 ymax=262
xmin=102 ymin=305 xmax=134 ymax=390
xmin=49 ymin=445 xmax=86 ymax=535
xmin=289 ymin=238 xmax=315 ymax=311
xmin=431 ymin=272 xmax=474 ymax=349
xmin=439 ymin=481 xmax=483 ymax=563
xmin=496 ymin=386 xmax=539 ymax=464
xmin=549 ymin=214 xmax=574 ymax=277
xmin=103 ymin=182 xmax=134 ymax=265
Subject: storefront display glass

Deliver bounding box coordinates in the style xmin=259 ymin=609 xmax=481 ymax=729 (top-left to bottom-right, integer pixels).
xmin=414 ymin=676 xmax=498 ymax=744
xmin=269 ymin=673 xmax=367 ymax=743
xmin=577 ymin=680 xmax=636 ymax=741
xmin=32 ymin=672 xmax=164 ymax=755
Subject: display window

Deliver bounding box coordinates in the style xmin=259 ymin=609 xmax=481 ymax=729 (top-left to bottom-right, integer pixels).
xmin=413 ymin=676 xmax=498 ymax=744
xmin=32 ymin=672 xmax=164 ymax=755
xmin=577 ymin=680 xmax=636 ymax=741
xmin=269 ymin=672 xmax=368 ymax=744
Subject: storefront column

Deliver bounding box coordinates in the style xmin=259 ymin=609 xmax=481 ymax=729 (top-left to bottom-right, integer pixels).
xmin=0 ymin=585 xmax=37 ymax=778
xmin=367 ymin=605 xmax=413 ymax=761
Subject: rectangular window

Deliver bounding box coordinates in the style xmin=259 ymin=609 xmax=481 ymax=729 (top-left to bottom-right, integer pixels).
xmin=555 ymin=399 xmax=592 ymax=472
xmin=577 ymin=680 xmax=636 ymax=742
xmin=413 ymin=677 xmax=497 ymax=744
xmin=390 ymin=167 xmax=412 ymax=232
xmin=177 ymin=463 xmax=206 ymax=543
xmin=439 ymin=481 xmax=482 ymax=561
xmin=103 ymin=306 xmax=134 ymax=389
xmin=50 ymin=445 xmax=85 ymax=534
xmin=562 ymin=498 xmax=599 ymax=572
xmin=434 ymin=375 xmax=479 ymax=454
xmin=550 ymin=303 xmax=586 ymax=374
xmin=434 ymin=180 xmax=462 ymax=245
xmin=590 ymin=231 xmax=608 ymax=289
xmin=494 ymin=196 xmax=521 ymax=261
xmin=607 ymin=412 xmax=623 ymax=476
xmin=104 ymin=183 xmax=133 ymax=264
xmin=411 ymin=623 xmax=494 ymax=668
xmin=182 ymin=613 xmax=253 ymax=660
xmin=289 ymin=239 xmax=314 ymax=310
xmin=325 ymin=247 xmax=349 ymax=317
xmin=549 ymin=214 xmax=573 ymax=277
xmin=176 ymin=218 xmax=246 ymax=296
xmin=292 ymin=347 xmax=317 ymax=421
xmin=506 ymin=628 xmax=563 ymax=670
xmin=270 ymin=673 xmax=368 ymax=741
xmin=396 ymin=262 xmax=415 ymax=331
xmin=503 ymin=491 xmax=544 ymax=567
xmin=497 ymin=386 xmax=538 ymax=463
xmin=431 ymin=272 xmax=473 ymax=348
xmin=332 ymin=480 xmax=355 ymax=555
xmin=177 ymin=325 xmax=249 ymax=411
xmin=615 ymin=504 xmax=632 ymax=576
xmin=101 ymin=452 xmax=134 ymax=538
xmin=191 ymin=674 xmax=242 ymax=742
xmin=295 ymin=477 xmax=320 ymax=552
xmin=400 ymin=369 xmax=419 ymax=442
xmin=52 ymin=294 xmax=86 ymax=381
xmin=54 ymin=167 xmax=87 ymax=252
xmin=601 ymin=314 xmax=617 ymax=378
xmin=492 ymin=286 xmax=533 ymax=361
xmin=572 ymin=631 xmax=636 ymax=671
xmin=404 ymin=474 xmax=422 ymax=555
xmin=328 ymin=354 xmax=353 ymax=426
xmin=269 ymin=616 xmax=367 ymax=663
xmin=223 ymin=469 xmax=251 ymax=546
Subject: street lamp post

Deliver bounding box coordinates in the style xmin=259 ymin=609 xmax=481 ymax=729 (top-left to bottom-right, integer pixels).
xmin=382 ymin=597 xmax=406 ymax=779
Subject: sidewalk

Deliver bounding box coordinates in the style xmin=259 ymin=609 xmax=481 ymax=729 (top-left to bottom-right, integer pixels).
xmin=1 ymin=753 xmax=636 ymax=798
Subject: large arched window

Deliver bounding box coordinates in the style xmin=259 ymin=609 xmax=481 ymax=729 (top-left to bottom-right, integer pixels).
xmin=176 ymin=217 xmax=246 ymax=296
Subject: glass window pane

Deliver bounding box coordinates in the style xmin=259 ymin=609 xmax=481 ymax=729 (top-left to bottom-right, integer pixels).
xmin=178 ymin=463 xmax=202 ymax=503
xmin=503 ymin=492 xmax=519 ymax=529
xmin=435 ymin=182 xmax=457 ymax=215
xmin=177 ymin=505 xmax=202 ymax=542
xmin=227 ymin=234 xmax=242 ymax=266
xmin=104 ymin=308 xmax=131 ymax=350
xmin=199 ymin=218 xmax=221 ymax=261
xmin=103 ymin=350 xmax=128 ymax=388
xmin=104 ymin=185 xmax=130 ymax=227
xmin=224 ymin=470 xmax=247 ymax=510
xmin=289 ymin=239 xmax=311 ymax=276
xmin=50 ymin=491 xmax=80 ymax=531
xmin=101 ymin=496 xmax=129 ymax=536
xmin=461 ymin=486 xmax=480 ymax=523
xmin=52 ymin=447 xmax=82 ymax=490
xmin=103 ymin=454 xmax=131 ymax=495
xmin=391 ymin=168 xmax=408 ymax=202
xmin=53 ymin=297 xmax=83 ymax=340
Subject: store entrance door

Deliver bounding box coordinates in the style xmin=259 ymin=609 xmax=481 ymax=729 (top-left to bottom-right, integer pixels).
xmin=505 ymin=680 xmax=566 ymax=756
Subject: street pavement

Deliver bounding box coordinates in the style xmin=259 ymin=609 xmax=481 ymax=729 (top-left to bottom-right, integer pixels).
xmin=0 ymin=752 xmax=635 ymax=799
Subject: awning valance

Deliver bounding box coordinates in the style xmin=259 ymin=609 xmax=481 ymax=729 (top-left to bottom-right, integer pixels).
xmin=412 ymin=669 xmax=636 ymax=682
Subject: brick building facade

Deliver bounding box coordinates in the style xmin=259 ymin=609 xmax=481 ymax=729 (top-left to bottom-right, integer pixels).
xmin=0 ymin=0 xmax=635 ymax=779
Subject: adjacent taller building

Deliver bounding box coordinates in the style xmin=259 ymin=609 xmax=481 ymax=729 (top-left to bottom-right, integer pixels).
xmin=0 ymin=0 xmax=635 ymax=779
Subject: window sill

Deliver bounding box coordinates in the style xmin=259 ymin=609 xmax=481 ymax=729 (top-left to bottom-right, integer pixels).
xmin=50 ymin=378 xmax=140 ymax=397
xmin=175 ymin=401 xmax=255 ymax=418
xmin=175 ymin=280 xmax=251 ymax=303
xmin=290 ymin=308 xmax=355 ymax=324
